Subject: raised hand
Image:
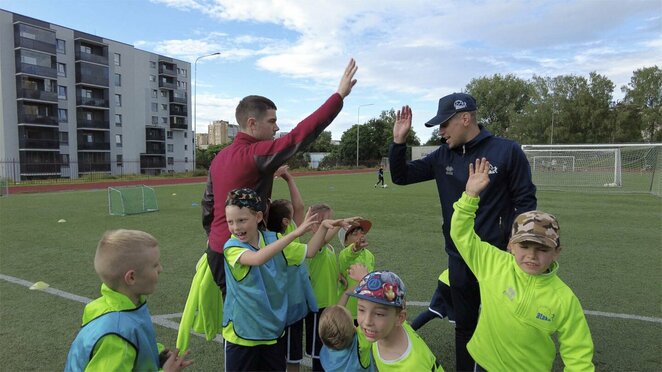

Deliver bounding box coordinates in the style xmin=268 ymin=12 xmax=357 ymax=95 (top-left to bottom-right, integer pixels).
xmin=293 ymin=207 xmax=319 ymax=236
xmin=337 ymin=58 xmax=358 ymax=98
xmin=466 ymin=158 xmax=490 ymax=197
xmin=274 ymin=165 xmax=290 ymax=180
xmin=393 ymin=105 xmax=412 ymax=144
xmin=348 ymin=263 xmax=369 ymax=282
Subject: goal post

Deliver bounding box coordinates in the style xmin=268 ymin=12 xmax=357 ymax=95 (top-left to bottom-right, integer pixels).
xmin=522 ymin=143 xmax=661 ymax=195
xmin=108 ymin=185 xmax=159 ymax=216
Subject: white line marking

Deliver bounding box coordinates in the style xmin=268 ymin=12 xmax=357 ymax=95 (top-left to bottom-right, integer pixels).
xmin=3 ymin=273 xmax=661 ymax=329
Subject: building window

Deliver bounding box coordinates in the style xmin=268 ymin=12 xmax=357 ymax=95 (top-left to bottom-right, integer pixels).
xmin=168 ymin=157 xmax=174 ymax=165
xmin=115 ymin=94 xmax=122 ymax=107
xmin=117 ymin=154 xmax=123 ymax=166
xmin=151 ymin=103 xmax=158 ymax=112
xmin=149 ymin=75 xmax=156 ymax=82
xmin=167 ymin=144 xmax=174 ymax=152
xmin=161 ymin=104 xmax=167 ymax=111
xmin=184 ymin=131 xmax=188 ymax=138
xmin=81 ymin=88 xmax=92 ymax=99
xmin=115 ymin=114 xmax=122 ymax=127
xmin=150 ymin=61 xmax=156 ymax=68
xmin=56 ymin=39 xmax=66 ymax=54
xmin=160 ymin=90 xmax=167 ymax=98
xmin=115 ymin=134 xmax=122 ymax=147
xmin=61 ymin=154 xmax=70 ymax=165
xmin=184 ymin=144 xmax=188 ymax=150
xmin=59 ymin=131 xmax=69 ymax=145
xmin=161 ymin=117 xmax=168 ymax=124
xmin=151 ymin=116 xmax=158 ymax=124
xmin=114 ymin=53 xmax=121 ymax=66
xmin=166 ymin=131 xmax=173 ymax=139
xmin=185 ymin=157 xmax=188 ymax=163
xmin=57 ymin=63 xmax=66 ymax=77
xmin=80 ymin=45 xmax=92 ymax=54
xmin=114 ymin=73 xmax=121 ymax=87
xmin=58 ymin=109 xmax=68 ymax=123
xmin=58 ymin=85 xmax=67 ymax=100
xmin=152 ymin=89 xmax=158 ymax=98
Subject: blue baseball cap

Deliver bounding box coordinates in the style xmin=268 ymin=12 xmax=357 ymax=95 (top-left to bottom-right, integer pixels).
xmin=424 ymin=93 xmax=477 ymax=127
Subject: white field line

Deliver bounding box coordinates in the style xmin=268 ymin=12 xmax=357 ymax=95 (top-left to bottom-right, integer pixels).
xmin=3 ymin=273 xmax=662 ymax=327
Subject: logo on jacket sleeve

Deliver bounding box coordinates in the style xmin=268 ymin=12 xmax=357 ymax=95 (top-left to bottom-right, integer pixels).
xmin=536 ymin=306 xmax=555 ymax=322
xmin=445 ymin=165 xmax=454 ymax=175
xmin=488 ymin=164 xmax=498 ymax=175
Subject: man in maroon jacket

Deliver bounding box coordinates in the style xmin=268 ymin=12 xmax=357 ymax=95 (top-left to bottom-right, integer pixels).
xmin=201 ymin=58 xmax=358 ymax=293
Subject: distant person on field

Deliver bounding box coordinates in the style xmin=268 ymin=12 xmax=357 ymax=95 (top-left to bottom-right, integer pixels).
xmin=374 ymin=167 xmax=385 ymax=188
xmin=350 ymin=269 xmax=444 ymax=371
xmin=451 ymin=158 xmax=594 ymax=371
xmin=65 ymin=229 xmax=192 ymax=372
xmin=338 ymin=219 xmax=375 ymax=320
xmin=201 ymin=59 xmax=358 ymax=298
xmin=388 ymin=93 xmax=537 ymax=370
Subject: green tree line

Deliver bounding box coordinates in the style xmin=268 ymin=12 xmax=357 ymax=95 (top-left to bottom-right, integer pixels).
xmin=197 ymin=66 xmax=660 ymax=169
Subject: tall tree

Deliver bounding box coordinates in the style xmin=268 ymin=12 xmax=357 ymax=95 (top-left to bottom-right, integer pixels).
xmin=621 ymin=66 xmax=662 ymax=142
xmin=424 ymin=128 xmax=443 ymax=146
xmin=466 ymin=74 xmax=532 ymax=137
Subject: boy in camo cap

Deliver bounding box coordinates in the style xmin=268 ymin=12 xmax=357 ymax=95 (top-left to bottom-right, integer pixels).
xmin=450 ymin=158 xmax=594 ymax=371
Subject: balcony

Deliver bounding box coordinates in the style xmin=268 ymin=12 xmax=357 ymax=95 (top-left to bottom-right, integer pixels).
xmin=77 ymin=141 xmax=110 ymax=151
xmin=169 ymin=106 xmax=188 ymax=116
xmin=16 ymin=88 xmax=58 ymax=102
xmin=76 ymin=70 xmax=109 ymax=87
xmin=141 ymin=155 xmax=166 ymax=169
xmin=75 ymin=50 xmax=108 ymax=65
xmin=170 ymin=117 xmax=188 ymax=130
xmin=78 ymin=162 xmax=111 ymax=173
xmin=76 ymin=96 xmax=109 ymax=108
xmin=159 ymin=64 xmax=177 ymax=76
xmin=77 ymin=119 xmax=109 ymax=130
xmin=20 ymin=162 xmax=61 ymax=175
xmin=18 ymin=113 xmax=58 ymax=126
xmin=15 ymin=63 xmax=57 ymax=78
xmin=19 ymin=138 xmax=60 ymax=149
xmin=15 ymin=36 xmax=56 ymax=54
xmin=170 ymin=95 xmax=187 ymax=104
xmin=146 ymin=129 xmax=166 ymax=142
xmin=159 ymin=80 xmax=176 ymax=90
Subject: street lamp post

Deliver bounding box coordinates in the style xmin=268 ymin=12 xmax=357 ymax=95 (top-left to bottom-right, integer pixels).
xmin=356 ymin=103 xmax=374 ymax=167
xmin=193 ymin=52 xmax=220 ymax=171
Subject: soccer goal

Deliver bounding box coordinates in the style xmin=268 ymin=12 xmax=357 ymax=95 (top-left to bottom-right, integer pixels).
xmin=108 ymin=185 xmax=159 ymax=216
xmin=0 ymin=178 xmax=8 ymax=197
xmin=522 ymin=144 xmax=661 ymax=195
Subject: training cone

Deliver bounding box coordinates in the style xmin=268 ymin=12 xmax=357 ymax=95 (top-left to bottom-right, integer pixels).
xmin=30 ymin=281 xmax=50 ymax=290
xmin=172 ymin=193 xmax=177 ymax=196
xmin=58 ymin=219 xmax=66 ymax=223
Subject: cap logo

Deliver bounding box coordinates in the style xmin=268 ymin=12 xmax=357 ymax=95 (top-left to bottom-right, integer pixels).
xmin=454 ymin=100 xmax=467 ymax=110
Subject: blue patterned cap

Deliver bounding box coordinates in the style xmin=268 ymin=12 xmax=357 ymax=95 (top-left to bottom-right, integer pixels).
xmin=349 ymin=271 xmax=406 ymax=308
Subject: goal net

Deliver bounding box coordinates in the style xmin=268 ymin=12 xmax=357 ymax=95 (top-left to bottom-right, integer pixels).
xmin=0 ymin=178 xmax=8 ymax=197
xmin=522 ymin=144 xmax=661 ymax=195
xmin=108 ymin=185 xmax=159 ymax=215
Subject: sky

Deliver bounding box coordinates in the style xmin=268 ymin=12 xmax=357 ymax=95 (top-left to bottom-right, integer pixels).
xmin=2 ymin=0 xmax=660 ymax=142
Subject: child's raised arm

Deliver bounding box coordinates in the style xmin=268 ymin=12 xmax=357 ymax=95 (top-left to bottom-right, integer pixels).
xmin=275 ymin=165 xmax=304 ymax=226
xmin=307 ymin=217 xmax=362 ymax=257
xmin=238 ymin=208 xmax=318 ymax=266
xmin=466 ymin=158 xmax=491 ymax=197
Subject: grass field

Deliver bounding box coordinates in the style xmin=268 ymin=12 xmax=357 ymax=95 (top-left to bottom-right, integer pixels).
xmin=1 ymin=172 xmax=660 ymax=371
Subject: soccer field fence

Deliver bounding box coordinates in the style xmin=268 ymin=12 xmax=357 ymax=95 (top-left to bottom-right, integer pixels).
xmin=522 ymin=143 xmax=661 ymax=196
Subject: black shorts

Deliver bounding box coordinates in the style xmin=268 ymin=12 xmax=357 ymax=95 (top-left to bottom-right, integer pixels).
xmin=429 ymin=279 xmax=455 ymax=321
xmin=206 ymin=246 xmax=226 ymax=297
xmin=224 ymin=339 xmax=285 ymax=371
xmin=284 ymin=319 xmax=304 ymax=363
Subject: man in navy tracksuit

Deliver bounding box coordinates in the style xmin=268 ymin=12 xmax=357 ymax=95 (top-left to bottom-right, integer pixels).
xmin=388 ymin=93 xmax=537 ymax=371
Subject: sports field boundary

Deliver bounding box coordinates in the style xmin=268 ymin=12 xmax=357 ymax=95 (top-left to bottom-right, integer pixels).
xmin=6 ymin=168 xmax=376 ymax=194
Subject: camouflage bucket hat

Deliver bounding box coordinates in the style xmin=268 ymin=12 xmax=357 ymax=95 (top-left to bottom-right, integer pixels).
xmin=349 ymin=270 xmax=406 ymax=308
xmin=225 ymin=188 xmax=267 ymax=213
xmin=510 ymin=211 xmax=560 ymax=249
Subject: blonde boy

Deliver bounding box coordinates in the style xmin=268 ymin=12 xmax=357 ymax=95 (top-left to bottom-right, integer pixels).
xmin=65 ymin=229 xmax=192 ymax=372
xmin=338 ymin=219 xmax=375 ymax=319
xmin=318 ymin=305 xmax=374 ymax=372
xmin=450 ymin=158 xmax=594 ymax=371
xmin=350 ymin=271 xmax=443 ymax=371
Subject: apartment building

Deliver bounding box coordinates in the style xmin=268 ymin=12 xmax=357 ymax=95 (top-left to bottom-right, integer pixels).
xmin=207 ymin=120 xmax=238 ymax=146
xmin=0 ymin=10 xmax=192 ymax=181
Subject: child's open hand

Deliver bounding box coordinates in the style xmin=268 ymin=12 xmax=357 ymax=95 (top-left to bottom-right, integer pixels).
xmin=348 ymin=263 xmax=369 ymax=282
xmin=293 ymin=207 xmax=319 ymax=236
xmin=274 ymin=165 xmax=291 ymax=180
xmin=162 ymin=348 xmax=193 ymax=371
xmin=466 ymin=157 xmax=490 ymax=197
